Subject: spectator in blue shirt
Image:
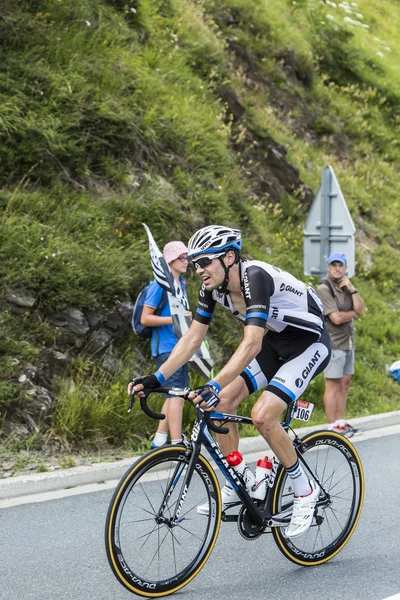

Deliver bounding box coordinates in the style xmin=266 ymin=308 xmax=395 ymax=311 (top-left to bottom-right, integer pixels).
xmin=141 ymin=241 xmax=191 ymax=446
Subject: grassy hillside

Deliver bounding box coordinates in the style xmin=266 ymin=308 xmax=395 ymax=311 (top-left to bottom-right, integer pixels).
xmin=1 ymin=0 xmax=400 ymax=464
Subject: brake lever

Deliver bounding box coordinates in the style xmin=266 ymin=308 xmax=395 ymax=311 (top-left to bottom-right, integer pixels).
xmin=128 ymin=377 xmax=143 ymax=413
xmin=128 ymin=392 xmax=135 ymax=413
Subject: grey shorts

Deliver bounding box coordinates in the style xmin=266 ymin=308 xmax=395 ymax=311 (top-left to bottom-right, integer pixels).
xmin=324 ymin=349 xmax=355 ymax=379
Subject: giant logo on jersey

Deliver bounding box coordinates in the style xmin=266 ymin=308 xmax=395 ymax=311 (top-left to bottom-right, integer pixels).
xmin=243 ymin=270 xmax=251 ymax=299
xmin=279 ymin=283 xmax=303 ymax=297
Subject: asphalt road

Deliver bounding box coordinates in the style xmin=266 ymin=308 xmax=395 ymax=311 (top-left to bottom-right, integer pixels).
xmin=1 ymin=432 xmax=399 ymax=600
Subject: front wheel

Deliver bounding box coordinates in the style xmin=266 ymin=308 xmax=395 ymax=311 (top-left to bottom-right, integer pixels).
xmin=105 ymin=445 xmax=221 ymax=597
xmin=271 ymin=430 xmax=364 ymax=566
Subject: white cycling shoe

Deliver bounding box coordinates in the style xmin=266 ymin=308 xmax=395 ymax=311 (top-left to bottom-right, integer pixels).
xmin=285 ymin=480 xmax=320 ymax=538
xmin=197 ymin=484 xmax=240 ymax=515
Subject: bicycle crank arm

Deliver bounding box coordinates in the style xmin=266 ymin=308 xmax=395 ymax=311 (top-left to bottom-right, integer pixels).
xmin=267 ymin=510 xmax=292 ymax=528
xmin=221 ymin=513 xmax=239 ymax=522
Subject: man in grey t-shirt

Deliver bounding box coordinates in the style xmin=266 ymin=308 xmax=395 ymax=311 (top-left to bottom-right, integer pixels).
xmin=317 ymin=252 xmax=365 ymax=437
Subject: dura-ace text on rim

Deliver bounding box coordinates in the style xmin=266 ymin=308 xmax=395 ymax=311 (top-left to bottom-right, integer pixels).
xmin=105 ymin=446 xmax=221 ymax=597
xmin=271 ymin=431 xmax=364 ymax=566
xmin=105 ymin=386 xmax=365 ymax=596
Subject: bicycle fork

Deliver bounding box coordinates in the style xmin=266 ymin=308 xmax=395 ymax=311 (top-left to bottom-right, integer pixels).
xmin=155 ymin=443 xmax=201 ymax=526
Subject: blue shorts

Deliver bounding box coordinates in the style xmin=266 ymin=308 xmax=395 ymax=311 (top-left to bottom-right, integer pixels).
xmin=154 ymin=352 xmax=189 ymax=398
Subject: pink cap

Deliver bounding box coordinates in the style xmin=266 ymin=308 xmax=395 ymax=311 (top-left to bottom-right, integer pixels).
xmin=163 ymin=241 xmax=188 ymax=264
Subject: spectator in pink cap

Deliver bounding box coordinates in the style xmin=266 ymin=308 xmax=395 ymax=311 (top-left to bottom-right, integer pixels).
xmin=140 ymin=240 xmax=192 ymax=447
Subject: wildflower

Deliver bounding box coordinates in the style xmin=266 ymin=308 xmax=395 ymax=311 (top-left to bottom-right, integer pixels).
xmin=326 ymin=14 xmax=335 ymax=20
xmin=376 ymin=51 xmax=384 ymax=58
xmin=344 ymin=16 xmax=363 ymax=25
xmin=85 ymin=20 xmax=91 ymax=27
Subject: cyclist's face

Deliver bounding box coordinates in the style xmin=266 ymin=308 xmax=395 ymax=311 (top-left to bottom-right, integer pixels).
xmin=193 ymin=254 xmax=226 ymax=290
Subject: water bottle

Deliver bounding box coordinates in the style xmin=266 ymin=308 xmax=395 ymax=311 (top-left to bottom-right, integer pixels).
xmin=226 ymin=451 xmax=256 ymax=492
xmin=251 ymin=456 xmax=272 ymax=501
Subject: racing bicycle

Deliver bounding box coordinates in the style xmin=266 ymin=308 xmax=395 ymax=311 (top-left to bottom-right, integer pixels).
xmin=105 ymin=386 xmax=364 ymax=597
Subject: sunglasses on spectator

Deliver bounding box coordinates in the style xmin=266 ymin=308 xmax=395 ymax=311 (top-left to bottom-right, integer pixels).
xmin=176 ymin=255 xmax=189 ymax=262
xmin=192 ymin=252 xmax=226 ymax=269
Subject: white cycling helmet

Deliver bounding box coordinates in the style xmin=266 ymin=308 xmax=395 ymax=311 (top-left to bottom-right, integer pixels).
xmin=188 ymin=225 xmax=242 ymax=259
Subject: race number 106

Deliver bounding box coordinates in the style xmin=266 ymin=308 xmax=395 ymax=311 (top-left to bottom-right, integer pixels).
xmin=292 ymin=400 xmax=314 ymax=422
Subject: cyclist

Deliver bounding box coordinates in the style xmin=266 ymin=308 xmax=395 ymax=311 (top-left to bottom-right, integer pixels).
xmin=130 ymin=225 xmax=331 ymax=538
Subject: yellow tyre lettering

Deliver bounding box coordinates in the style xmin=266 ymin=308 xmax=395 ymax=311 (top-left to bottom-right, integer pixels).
xmin=106 ymin=446 xmax=222 ymax=596
xmin=272 ymin=432 xmax=364 ymax=566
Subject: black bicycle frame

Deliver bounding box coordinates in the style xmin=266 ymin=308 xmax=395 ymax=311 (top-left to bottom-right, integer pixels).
xmin=168 ymin=405 xmax=293 ymax=528
xmin=134 ymin=387 xmax=329 ymax=528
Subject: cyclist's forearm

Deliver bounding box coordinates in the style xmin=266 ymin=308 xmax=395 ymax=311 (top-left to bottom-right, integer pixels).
xmin=156 ymin=330 xmax=203 ymax=381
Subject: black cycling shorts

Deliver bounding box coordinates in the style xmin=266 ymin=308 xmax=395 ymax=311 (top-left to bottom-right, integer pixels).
xmin=241 ymin=326 xmax=331 ymax=405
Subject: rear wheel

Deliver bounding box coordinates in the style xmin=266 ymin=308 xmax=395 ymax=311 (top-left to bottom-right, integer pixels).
xmin=271 ymin=431 xmax=364 ymax=565
xmin=105 ymin=445 xmax=221 ymax=597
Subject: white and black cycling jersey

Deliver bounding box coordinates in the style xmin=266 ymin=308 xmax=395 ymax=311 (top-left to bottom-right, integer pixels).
xmin=194 ymin=260 xmax=324 ymax=337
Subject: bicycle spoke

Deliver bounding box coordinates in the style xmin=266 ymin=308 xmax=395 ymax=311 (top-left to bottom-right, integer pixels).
xmin=108 ymin=450 xmax=220 ymax=591
xmin=273 ymin=432 xmax=363 ymax=563
xmin=327 ymin=472 xmax=352 ymax=495
xmin=324 ymin=509 xmax=334 ymax=540
xmin=125 ymin=499 xmax=156 ymax=518
xmin=138 ymin=480 xmax=158 ymax=515
xmin=173 ymin=523 xmax=205 ymax=542
xmin=137 ymin=522 xmax=160 ymax=547
xmin=144 ymin=527 xmax=171 ymax=576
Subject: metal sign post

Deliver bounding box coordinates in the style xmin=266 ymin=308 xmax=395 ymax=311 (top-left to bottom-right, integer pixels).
xmin=304 ymin=166 xmax=355 ymax=278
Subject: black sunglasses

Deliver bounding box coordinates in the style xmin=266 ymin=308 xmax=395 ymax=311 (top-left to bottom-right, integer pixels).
xmin=192 ymin=256 xmax=214 ymax=269
xmin=192 ymin=252 xmax=226 ymax=270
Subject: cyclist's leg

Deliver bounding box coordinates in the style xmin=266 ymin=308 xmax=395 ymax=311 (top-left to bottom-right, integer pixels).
xmin=196 ymin=377 xmax=253 ymax=514
xmin=255 ymin=328 xmax=331 ymax=463
xmin=251 ymin=391 xmax=297 ymax=467
xmin=216 ymin=376 xmax=249 ymax=456
xmin=248 ymin=328 xmax=330 ymax=536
